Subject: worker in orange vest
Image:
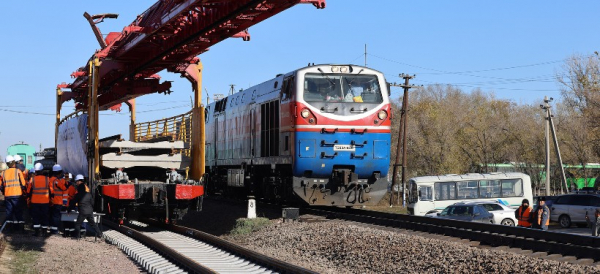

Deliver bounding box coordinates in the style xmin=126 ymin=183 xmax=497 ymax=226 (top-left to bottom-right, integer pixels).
xmin=49 ymin=164 xmax=68 ymax=235
xmin=27 ymin=163 xmax=54 ymax=237
xmin=24 ymin=167 xmax=36 ymax=209
xmin=530 ymin=196 xmax=550 ymax=230
xmin=514 ymin=199 xmax=532 ymax=228
xmin=1 ymin=155 xmax=27 ymax=233
xmin=63 ymin=173 xmax=76 ymax=237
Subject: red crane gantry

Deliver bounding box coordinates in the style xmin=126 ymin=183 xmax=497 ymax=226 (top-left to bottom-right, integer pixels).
xmin=55 ymin=0 xmax=325 ymax=182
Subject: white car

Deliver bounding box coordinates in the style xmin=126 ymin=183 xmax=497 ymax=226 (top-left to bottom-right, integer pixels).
xmin=469 ymin=201 xmax=518 ymax=226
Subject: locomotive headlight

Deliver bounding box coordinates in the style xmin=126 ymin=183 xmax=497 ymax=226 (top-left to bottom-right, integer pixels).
xmin=378 ymin=110 xmax=388 ymax=120
xmin=340 ymin=66 xmax=348 ymax=73
xmin=301 ymin=109 xmax=310 ymax=118
xmin=331 ymin=66 xmax=339 ymax=72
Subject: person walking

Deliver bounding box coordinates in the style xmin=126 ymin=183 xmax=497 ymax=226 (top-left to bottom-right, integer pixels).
xmin=530 ymin=197 xmax=550 ymax=231
xmin=27 ymin=163 xmax=54 ymax=237
xmin=71 ymin=175 xmax=102 ymax=239
xmin=514 ymin=199 xmax=532 ymax=228
xmin=49 ymin=164 xmax=68 ymax=235
xmin=0 ymin=155 xmax=27 ymax=233
xmin=585 ymin=208 xmax=600 ymax=236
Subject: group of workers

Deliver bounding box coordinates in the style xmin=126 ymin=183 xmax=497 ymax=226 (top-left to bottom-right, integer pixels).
xmin=515 ymin=196 xmax=600 ymax=236
xmin=0 ymin=155 xmax=102 ymax=238
xmin=514 ymin=197 xmax=551 ymax=230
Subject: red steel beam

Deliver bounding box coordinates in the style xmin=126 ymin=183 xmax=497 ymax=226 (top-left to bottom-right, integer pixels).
xmin=64 ymin=0 xmax=325 ymax=110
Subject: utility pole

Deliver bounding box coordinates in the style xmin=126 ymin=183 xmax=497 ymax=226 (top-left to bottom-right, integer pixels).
xmin=540 ymin=96 xmax=568 ymax=195
xmin=364 ymin=44 xmax=367 ymax=67
xmin=229 ymin=84 xmax=235 ymax=96
xmin=389 ymin=74 xmax=415 ymax=207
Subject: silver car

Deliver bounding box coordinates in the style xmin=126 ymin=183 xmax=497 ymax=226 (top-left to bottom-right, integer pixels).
xmin=550 ymin=194 xmax=600 ymax=228
xmin=471 ymin=201 xmax=518 ymax=226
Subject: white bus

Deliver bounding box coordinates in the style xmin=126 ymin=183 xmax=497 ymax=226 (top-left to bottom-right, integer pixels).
xmin=407 ymin=172 xmax=533 ymax=216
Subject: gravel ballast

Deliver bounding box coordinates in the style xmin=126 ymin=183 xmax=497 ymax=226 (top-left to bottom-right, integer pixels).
xmin=226 ymin=220 xmax=600 ymax=273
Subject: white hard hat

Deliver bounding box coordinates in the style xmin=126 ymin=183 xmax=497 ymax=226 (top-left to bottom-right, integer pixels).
xmin=29 ymin=168 xmax=36 ymax=174
xmin=75 ymin=174 xmax=84 ymax=181
xmin=5 ymin=155 xmax=14 ymax=163
xmin=34 ymin=163 xmax=44 ymax=171
xmin=0 ymin=163 xmax=7 ymax=171
xmin=52 ymin=164 xmax=63 ymax=172
xmin=13 ymin=155 xmax=22 ymax=162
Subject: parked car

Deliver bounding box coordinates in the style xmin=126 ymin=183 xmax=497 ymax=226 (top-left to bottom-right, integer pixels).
xmin=533 ymin=196 xmax=558 ymax=208
xmin=550 ymin=194 xmax=600 ymax=228
xmin=435 ymin=203 xmax=494 ymax=224
xmin=470 ymin=201 xmax=518 ymax=226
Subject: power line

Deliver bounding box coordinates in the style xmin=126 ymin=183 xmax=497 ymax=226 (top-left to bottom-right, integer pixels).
xmin=368 ymin=53 xmax=579 ymax=81
xmin=0 ymin=108 xmax=53 ymax=116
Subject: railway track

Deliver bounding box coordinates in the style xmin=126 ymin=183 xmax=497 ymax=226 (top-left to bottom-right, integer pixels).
xmin=103 ymin=218 xmax=316 ymax=274
xmin=301 ymin=207 xmax=600 ymax=262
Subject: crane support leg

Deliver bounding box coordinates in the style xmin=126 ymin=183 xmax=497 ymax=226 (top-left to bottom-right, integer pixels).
xmin=88 ymin=58 xmax=101 ymax=195
xmin=125 ymin=99 xmax=136 ymax=141
xmin=190 ymin=62 xmax=205 ymax=181
xmin=55 ymin=87 xmax=62 ymax=151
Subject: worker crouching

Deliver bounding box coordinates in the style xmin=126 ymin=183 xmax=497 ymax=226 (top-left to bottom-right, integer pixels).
xmin=71 ymin=175 xmax=102 ymax=239
xmin=28 ymin=163 xmax=54 ymax=237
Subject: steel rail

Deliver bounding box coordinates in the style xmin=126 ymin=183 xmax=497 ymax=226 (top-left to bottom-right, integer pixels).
xmin=141 ymin=218 xmax=317 ymax=274
xmin=302 ymin=207 xmax=600 ymax=261
xmin=103 ymin=218 xmax=216 ymax=273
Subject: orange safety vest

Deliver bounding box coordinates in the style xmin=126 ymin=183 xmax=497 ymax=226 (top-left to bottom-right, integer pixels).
xmin=51 ymin=177 xmax=68 ymax=206
xmin=28 ymin=175 xmax=54 ymax=204
xmin=66 ymin=185 xmax=77 ymax=206
xmin=516 ymin=206 xmax=531 ymax=227
xmin=1 ymin=168 xmax=26 ymax=197
xmin=67 ymin=184 xmax=89 ymax=206
xmin=537 ymin=206 xmax=550 ymax=226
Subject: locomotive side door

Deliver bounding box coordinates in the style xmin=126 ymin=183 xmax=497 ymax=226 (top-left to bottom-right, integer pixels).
xmin=214 ymin=116 xmax=219 ymax=161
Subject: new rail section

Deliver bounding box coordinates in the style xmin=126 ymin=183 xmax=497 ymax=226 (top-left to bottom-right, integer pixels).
xmin=103 ymin=218 xmax=315 ymax=274
xmin=301 ymin=207 xmax=600 ymax=261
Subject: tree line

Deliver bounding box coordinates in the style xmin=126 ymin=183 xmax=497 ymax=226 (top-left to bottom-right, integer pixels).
xmin=391 ymin=53 xmax=600 ymax=193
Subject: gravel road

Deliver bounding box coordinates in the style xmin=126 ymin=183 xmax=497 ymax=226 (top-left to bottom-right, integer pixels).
xmin=225 ymin=220 xmax=600 ymax=274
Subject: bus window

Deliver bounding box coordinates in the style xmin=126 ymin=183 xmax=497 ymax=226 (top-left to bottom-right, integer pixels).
xmin=501 ymin=179 xmax=523 ymax=197
xmin=457 ymin=181 xmax=478 ymax=199
xmin=434 ymin=182 xmax=456 ymax=200
xmin=419 ymin=186 xmax=432 ymax=201
xmin=479 ymin=180 xmax=501 ymax=198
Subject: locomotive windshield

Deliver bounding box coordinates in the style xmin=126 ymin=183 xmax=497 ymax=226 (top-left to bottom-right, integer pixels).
xmin=303 ymin=74 xmax=383 ymax=104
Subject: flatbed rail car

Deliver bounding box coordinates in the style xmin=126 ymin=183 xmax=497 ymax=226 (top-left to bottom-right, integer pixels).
xmin=205 ymin=64 xmax=391 ymax=206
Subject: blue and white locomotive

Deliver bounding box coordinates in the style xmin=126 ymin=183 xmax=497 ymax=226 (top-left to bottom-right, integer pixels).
xmin=205 ymin=64 xmax=391 ymax=206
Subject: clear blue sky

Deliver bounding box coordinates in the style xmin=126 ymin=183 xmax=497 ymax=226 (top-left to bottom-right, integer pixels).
xmin=1 ymin=1 xmax=599 ymax=156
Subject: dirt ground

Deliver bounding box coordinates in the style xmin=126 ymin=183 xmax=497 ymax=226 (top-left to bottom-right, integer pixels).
xmin=0 ymin=194 xmax=142 ymax=274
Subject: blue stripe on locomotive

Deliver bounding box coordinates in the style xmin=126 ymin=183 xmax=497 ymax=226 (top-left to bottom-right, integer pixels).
xmin=293 ymin=131 xmax=390 ymax=178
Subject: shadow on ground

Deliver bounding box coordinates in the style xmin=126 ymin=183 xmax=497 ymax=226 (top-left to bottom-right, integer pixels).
xmin=177 ymin=196 xmax=282 ymax=236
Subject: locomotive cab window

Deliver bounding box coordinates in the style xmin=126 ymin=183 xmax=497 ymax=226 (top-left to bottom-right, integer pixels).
xmin=303 ymin=74 xmax=382 ymax=104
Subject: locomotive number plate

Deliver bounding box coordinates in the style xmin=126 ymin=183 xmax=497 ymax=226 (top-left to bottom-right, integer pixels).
xmin=333 ymin=144 xmax=355 ymax=152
